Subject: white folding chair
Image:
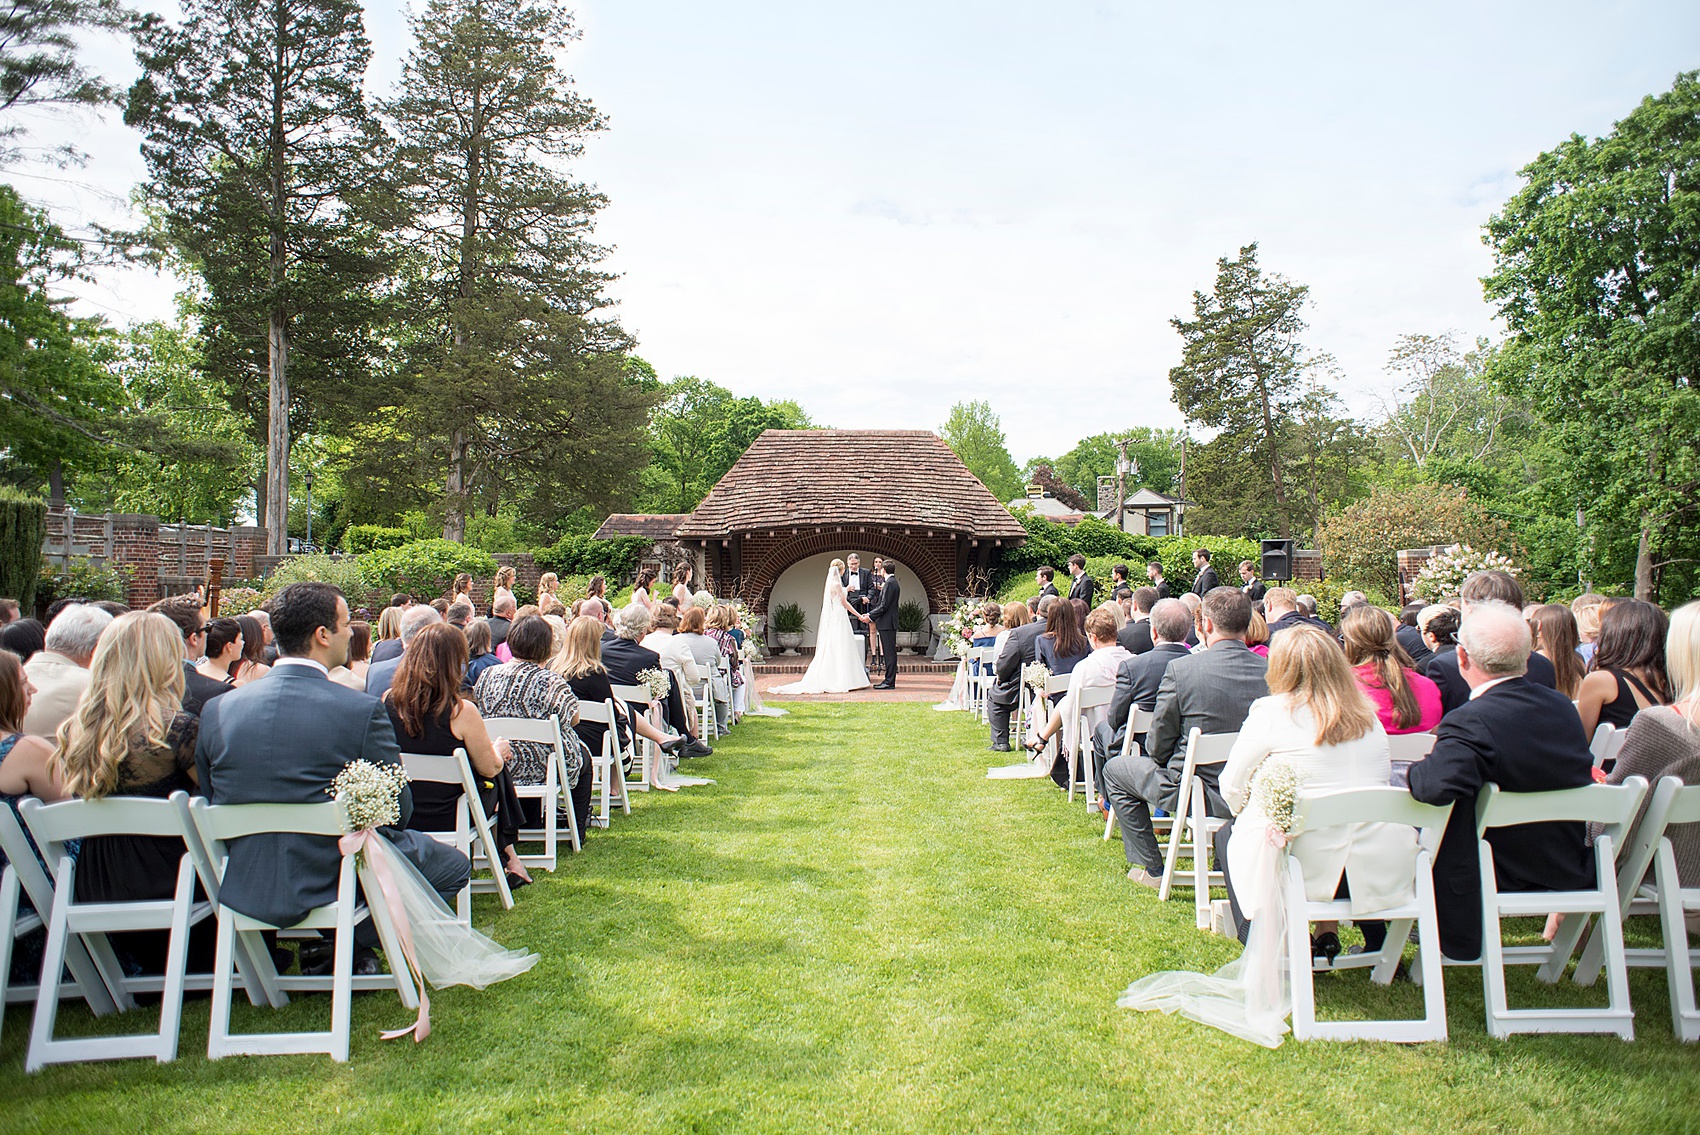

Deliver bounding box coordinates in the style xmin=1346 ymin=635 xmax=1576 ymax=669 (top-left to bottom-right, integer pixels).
xmin=1103 ymin=707 xmax=1155 ymax=840
xmin=611 ymin=682 xmax=659 ymax=792
xmin=1472 ymin=778 xmax=1648 ymax=1039
xmin=187 ymin=795 xmax=420 ymax=1062
xmin=19 ymin=793 xmax=218 ymax=1070
xmin=577 ymin=699 xmax=632 ymax=827
xmin=1067 ymin=685 xmax=1115 ymax=808
xmin=693 ymin=677 xmax=719 ymax=741
xmin=1572 ymin=776 xmax=1700 ymax=1040
xmin=484 ymin=714 xmax=580 ymax=865
xmin=1156 ymin=729 xmax=1239 ymax=930
xmin=1591 ymin=723 xmax=1627 ymax=771
xmin=713 ymin=656 xmax=734 ymax=729
xmin=0 ymin=805 xmax=120 ymax=1049
xmin=1386 ymin=732 xmax=1438 ymax=761
xmin=1284 ymin=787 xmax=1454 ymax=1042
xmin=399 ymin=749 xmax=514 ymax=922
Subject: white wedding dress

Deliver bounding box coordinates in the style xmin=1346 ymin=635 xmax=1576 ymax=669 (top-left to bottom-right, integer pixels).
xmin=772 ymin=570 xmax=871 ymax=695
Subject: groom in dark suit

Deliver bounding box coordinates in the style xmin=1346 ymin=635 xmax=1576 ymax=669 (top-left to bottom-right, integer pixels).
xmin=865 ymin=561 xmax=901 ymax=689
xmin=843 ymin=553 xmax=872 ymax=660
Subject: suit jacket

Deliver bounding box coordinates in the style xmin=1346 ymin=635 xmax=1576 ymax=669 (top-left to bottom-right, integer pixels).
xmin=1038 ymin=582 xmax=1060 ymax=600
xmin=365 ymin=654 xmax=402 ymax=701
xmin=867 ymin=575 xmax=900 ymax=631
xmin=991 ymin=618 xmax=1046 ymax=705
xmin=1149 ymin=579 xmax=1171 ymax=600
xmin=21 ymin=650 xmax=88 ymax=737
xmin=369 ymin=638 xmax=403 ymax=665
xmin=842 ymin=569 xmax=873 ymax=632
xmin=486 ymin=615 xmax=512 ymax=649
xmin=1407 ymin=677 xmax=1595 ymax=959
xmin=1395 ymin=623 xmax=1431 ymax=668
xmin=601 ymin=631 xmax=689 ymax=731
xmin=1428 ymin=648 xmax=1556 ymax=716
xmin=1118 ymin=617 xmax=1154 ymax=656
xmin=1191 ymin=566 xmax=1222 ymax=596
xmin=1103 ymin=642 xmax=1191 ymax=754
xmin=1144 ymin=640 xmax=1269 ymax=777
xmin=195 ymin=664 xmax=420 ymax=927
xmin=1242 ymin=579 xmax=1266 ymax=601
xmin=182 ymin=660 xmax=233 ymax=717
xmin=1067 ymin=573 xmax=1096 ymax=605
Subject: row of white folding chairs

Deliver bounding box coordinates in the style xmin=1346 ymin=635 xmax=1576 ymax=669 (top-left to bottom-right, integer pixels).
xmin=398 ymin=747 xmax=513 ymax=923
xmin=967 ymin=646 xmax=998 ymax=723
xmin=7 ymin=790 xmax=418 ymax=1069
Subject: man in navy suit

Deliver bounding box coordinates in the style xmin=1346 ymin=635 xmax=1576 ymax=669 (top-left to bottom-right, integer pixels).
xmin=196 ymin=583 xmax=470 ymax=973
xmin=1408 ymin=601 xmax=1595 ymax=961
xmin=1425 ymin=570 xmax=1557 ymax=715
xmin=866 ymin=561 xmax=901 ymax=689
xmin=988 ymin=595 xmax=1055 ymax=750
xmin=1091 ymin=599 xmax=1194 ymax=790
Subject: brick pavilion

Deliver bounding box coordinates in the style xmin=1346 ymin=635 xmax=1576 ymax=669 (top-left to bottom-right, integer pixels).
xmin=664 ymin=429 xmax=1027 ymax=613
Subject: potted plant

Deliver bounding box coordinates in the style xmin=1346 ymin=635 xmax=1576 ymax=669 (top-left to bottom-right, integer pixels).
xmin=896 ymin=600 xmax=928 ymax=652
xmin=769 ymin=602 xmax=807 ymax=653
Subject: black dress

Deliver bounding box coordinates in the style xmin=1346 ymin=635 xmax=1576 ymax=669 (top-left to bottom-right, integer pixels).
xmin=74 ymin=712 xmax=215 ymax=974
xmin=1598 ymin=670 xmax=1662 ymax=730
xmin=386 ymin=701 xmax=520 ymax=855
xmin=563 ymin=670 xmax=619 ymax=838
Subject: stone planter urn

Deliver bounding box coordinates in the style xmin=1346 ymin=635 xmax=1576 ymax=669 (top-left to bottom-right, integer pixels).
xmin=896 ymin=630 xmax=920 ymax=653
xmin=774 ymin=632 xmax=804 ymax=654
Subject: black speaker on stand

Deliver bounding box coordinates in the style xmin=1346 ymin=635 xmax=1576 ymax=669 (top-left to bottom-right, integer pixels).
xmin=1260 ymin=539 xmax=1294 ymax=582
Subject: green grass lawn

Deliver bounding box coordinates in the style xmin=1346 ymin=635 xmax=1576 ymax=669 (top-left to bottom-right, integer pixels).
xmin=4 ymin=702 xmax=1700 ymax=1133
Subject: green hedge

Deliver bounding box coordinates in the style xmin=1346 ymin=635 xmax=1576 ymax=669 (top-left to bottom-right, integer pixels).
xmin=534 ymin=534 xmax=652 ymax=581
xmin=0 ymin=488 xmax=47 ymax=613
xmin=991 ymin=511 xmax=1158 ymax=595
xmin=341 ymin=525 xmax=410 ymax=554
xmin=1150 ymin=536 xmax=1262 ymax=595
xmin=357 ymin=540 xmax=498 ymax=600
xmin=36 ymin=556 xmax=131 ymax=610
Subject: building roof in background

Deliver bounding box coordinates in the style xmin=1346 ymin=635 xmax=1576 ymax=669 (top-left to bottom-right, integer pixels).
xmin=676 ymin=430 xmax=1027 ymax=540
xmin=593 ymin=514 xmax=689 ymax=540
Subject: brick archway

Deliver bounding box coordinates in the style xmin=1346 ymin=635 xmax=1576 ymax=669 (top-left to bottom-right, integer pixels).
xmin=743 ymin=529 xmax=956 ymax=614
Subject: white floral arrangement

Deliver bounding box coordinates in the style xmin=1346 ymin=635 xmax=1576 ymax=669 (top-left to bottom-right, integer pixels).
xmin=635 ymin=667 xmax=671 ymax=701
xmin=329 ymin=759 xmax=411 ymax=832
xmin=690 ymin=589 xmax=716 ymax=610
xmin=726 ymin=599 xmax=753 ymax=628
xmin=737 ymin=636 xmax=763 ymax=664
xmin=1022 ymin=661 xmax=1051 ymax=693
xmin=1253 ymin=759 xmax=1306 ymax=848
xmin=1410 ymin=543 xmax=1522 ymax=602
xmin=943 ymin=600 xmax=980 ymax=657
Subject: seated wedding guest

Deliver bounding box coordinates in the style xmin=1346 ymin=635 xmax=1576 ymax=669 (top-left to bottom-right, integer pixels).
xmin=549 ymin=616 xmax=684 ymax=830
xmin=1595 ymin=601 xmax=1700 ymax=898
xmin=970 ymin=603 xmax=1001 ymax=670
xmin=1100 ymin=588 xmax=1267 ymax=899
xmin=446 ymin=600 xmax=475 ymax=629
xmin=234 ymin=614 xmax=273 ymax=681
xmin=641 ymin=605 xmax=703 ymax=742
xmin=1263 ymin=587 xmax=1328 ymax=643
xmin=1119 ymin=587 xmax=1159 ymax=655
xmin=1095 ymin=600 xmax=1127 ymax=634
xmin=988 ymin=596 xmax=1055 ymax=752
xmin=0 ymin=618 xmax=45 ymax=662
xmin=196 ymin=618 xmax=244 ymax=689
xmin=1246 ymin=608 xmax=1271 ymax=659
xmin=678 ymin=606 xmax=729 ymax=732
xmin=0 ymin=598 xmax=16 ymax=625
xmin=491 ymin=566 xmax=517 ymax=613
xmin=22 ymin=603 xmax=111 ymax=737
xmin=1426 ymin=571 xmax=1558 ymax=715
xmin=1529 ymin=603 xmax=1586 ymax=699
xmin=1418 ymin=606 xmax=1460 ymax=678
xmin=1396 ymin=602 xmax=1432 ymax=669
xmin=1 ymin=646 xmax=70 ymax=865
xmin=1220 ymin=624 xmax=1409 ymax=962
xmin=474 ymin=615 xmax=589 ymax=833
xmin=388 ymin=622 xmax=529 ymax=887
xmin=1026 ymin=609 xmax=1131 ymax=788
xmin=1338 ymin=591 xmax=1369 ymax=620
xmin=430 ymin=598 xmax=450 ymax=616
xmin=1408 ymin=601 xmax=1595 ymax=960
xmin=706 ymin=605 xmax=744 ymax=722
xmin=486 ymin=593 xmax=516 ymax=649
xmin=1177 ymin=592 xmax=1202 ymax=647
xmin=540 ymin=596 xmax=567 ymax=618
xmin=1092 ymin=599 xmax=1195 ymax=789
xmin=197 ymin=582 xmax=469 ymax=975
xmin=1577 ymin=598 xmax=1671 ymax=738
xmin=604 ymin=602 xmax=703 ymax=756
xmin=992 ymin=601 xmax=1029 ymax=665
xmin=1341 ymin=605 xmax=1442 ymax=734
xmin=463 ymin=619 xmax=502 ymax=689
xmin=543 ymin=614 xmax=569 ymax=655
xmin=1574 ymin=592 xmax=1606 ymax=666
xmin=148 ymin=596 xmax=232 ymax=716
xmin=1113 ymin=587 xmax=1134 ymax=620
xmin=629 ymin=568 xmax=659 ymax=612
xmin=328 ymin=619 xmax=372 ymax=691
xmin=54 ymin=612 xmax=214 ymax=974
xmin=1037 ymin=598 xmax=1092 ymax=689
xmin=370 ymin=605 xmax=405 ymax=664
xmin=366 ymin=603 xmax=443 ymax=700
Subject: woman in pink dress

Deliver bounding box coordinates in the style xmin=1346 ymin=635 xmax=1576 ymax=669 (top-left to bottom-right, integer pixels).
xmin=1340 ymin=606 xmax=1441 ymax=734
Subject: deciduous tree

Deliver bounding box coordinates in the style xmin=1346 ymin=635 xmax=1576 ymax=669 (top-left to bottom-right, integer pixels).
xmin=941 ymin=400 xmax=1023 ymax=502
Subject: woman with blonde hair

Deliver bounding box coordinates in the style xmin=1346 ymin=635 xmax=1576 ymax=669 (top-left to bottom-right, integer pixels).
xmin=1573 ymin=592 xmax=1606 ymax=665
xmin=1245 ymin=608 xmax=1271 ymax=659
xmin=1341 ymin=605 xmax=1442 ymax=734
xmin=549 ymin=616 xmax=686 ymax=805
xmin=1121 ymin=625 xmax=1414 ymax=1047
xmin=52 ymin=612 xmax=211 ymax=973
xmin=451 ymin=573 xmax=474 ymax=604
xmin=536 ymin=572 xmax=560 ymax=610
xmin=491 ymin=566 xmax=517 ymax=614
xmin=705 ymin=604 xmax=744 ymax=722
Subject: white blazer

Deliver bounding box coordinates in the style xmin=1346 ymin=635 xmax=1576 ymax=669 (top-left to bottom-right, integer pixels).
xmin=1221 ymin=694 xmax=1417 ymax=915
xmin=641 ymin=631 xmax=702 ymax=704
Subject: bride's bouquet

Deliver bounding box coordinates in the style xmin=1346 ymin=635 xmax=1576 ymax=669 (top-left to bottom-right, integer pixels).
xmin=943 ymin=601 xmax=980 ymax=657
xmin=1021 ymin=662 xmax=1051 ymax=694
xmin=635 ymin=667 xmax=671 ymax=701
xmin=329 ymin=759 xmax=410 ymax=833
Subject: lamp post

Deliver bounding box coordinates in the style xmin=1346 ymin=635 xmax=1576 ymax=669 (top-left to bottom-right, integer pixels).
xmin=303 ymin=471 xmax=315 ymax=551
xmin=1114 ymin=439 xmax=1132 ymax=534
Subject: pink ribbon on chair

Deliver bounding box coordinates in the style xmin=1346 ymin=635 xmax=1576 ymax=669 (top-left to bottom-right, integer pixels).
xmin=339 ymin=828 xmax=431 ymax=1043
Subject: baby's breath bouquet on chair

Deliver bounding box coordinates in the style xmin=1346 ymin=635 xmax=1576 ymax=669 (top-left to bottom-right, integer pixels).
xmin=1021 ymin=662 xmax=1051 ymax=695
xmin=1253 ymin=759 xmax=1306 ymax=849
xmin=329 ymin=759 xmax=410 ymax=833
xmin=635 ymin=667 xmax=671 ymax=702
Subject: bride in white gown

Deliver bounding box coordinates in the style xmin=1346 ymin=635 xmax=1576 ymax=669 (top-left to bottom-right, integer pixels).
xmin=772 ymin=559 xmax=871 ymax=695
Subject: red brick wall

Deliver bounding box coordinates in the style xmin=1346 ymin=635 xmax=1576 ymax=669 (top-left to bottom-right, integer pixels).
xmin=109 ymin=514 xmax=161 ymax=607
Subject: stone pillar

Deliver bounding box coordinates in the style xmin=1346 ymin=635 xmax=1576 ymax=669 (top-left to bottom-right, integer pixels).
xmin=231 ymin=526 xmax=265 ymax=580
xmin=1292 ymin=548 xmax=1323 ymax=583
xmin=1395 ymin=545 xmax=1450 ymax=604
xmin=111 ymin=514 xmax=161 ymax=607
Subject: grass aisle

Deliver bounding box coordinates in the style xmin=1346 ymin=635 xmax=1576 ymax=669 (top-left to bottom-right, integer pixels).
xmin=4 ymin=702 xmax=1700 ymax=1133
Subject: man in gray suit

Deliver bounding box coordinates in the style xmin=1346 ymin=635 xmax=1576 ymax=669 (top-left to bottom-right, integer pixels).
xmin=365 ymin=603 xmax=443 ymax=701
xmin=196 ymin=582 xmax=470 ymax=973
xmin=988 ymin=594 xmax=1057 ymax=751
xmin=1100 ymin=587 xmax=1267 ymax=890
xmin=1090 ymin=598 xmax=1193 ymax=790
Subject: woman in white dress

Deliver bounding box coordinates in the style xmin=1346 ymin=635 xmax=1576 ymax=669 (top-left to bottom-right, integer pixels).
xmin=773 ymin=560 xmax=872 ymax=695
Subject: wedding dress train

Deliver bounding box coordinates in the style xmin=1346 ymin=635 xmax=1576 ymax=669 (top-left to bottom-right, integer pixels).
xmin=772 ymin=570 xmax=870 ymax=695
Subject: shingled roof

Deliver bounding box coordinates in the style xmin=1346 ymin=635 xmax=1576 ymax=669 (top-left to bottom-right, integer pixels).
xmin=594 ymin=514 xmax=689 ymax=540
xmin=675 ymin=430 xmax=1027 ymax=540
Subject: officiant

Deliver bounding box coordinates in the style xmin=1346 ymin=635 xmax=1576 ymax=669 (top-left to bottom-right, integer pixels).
xmin=844 ymin=553 xmax=873 ymax=657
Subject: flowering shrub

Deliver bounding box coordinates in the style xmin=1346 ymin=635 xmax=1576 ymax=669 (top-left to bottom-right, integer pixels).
xmin=217 ymin=586 xmax=266 ymax=616
xmin=1410 ymin=544 xmax=1521 ymax=602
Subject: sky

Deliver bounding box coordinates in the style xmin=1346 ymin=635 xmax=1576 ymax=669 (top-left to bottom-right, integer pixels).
xmin=20 ymin=1 xmax=1700 ymax=464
